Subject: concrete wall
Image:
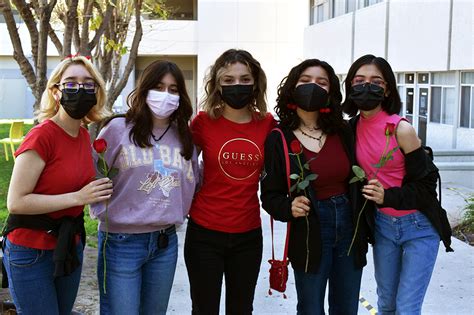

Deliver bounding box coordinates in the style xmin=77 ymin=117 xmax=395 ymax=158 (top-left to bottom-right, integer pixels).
xmin=304 ymin=0 xmax=474 ymax=73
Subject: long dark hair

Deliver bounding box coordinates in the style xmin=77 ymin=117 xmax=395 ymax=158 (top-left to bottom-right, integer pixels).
xmin=342 ymin=54 xmax=401 ymax=117
xmin=126 ymin=60 xmax=194 ymax=160
xmin=201 ymin=49 xmax=268 ymax=119
xmin=275 ymin=59 xmax=344 ymax=134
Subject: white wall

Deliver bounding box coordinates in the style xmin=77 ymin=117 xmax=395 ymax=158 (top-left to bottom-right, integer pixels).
xmin=303 ymin=0 xmax=474 ymax=74
xmin=196 ymin=0 xmax=308 ymax=111
xmin=450 ymin=0 xmax=474 ymax=70
xmin=353 ymin=2 xmax=386 ymax=60
xmin=304 ymin=14 xmax=353 ymax=73
xmin=387 ymin=0 xmax=451 ymax=72
xmin=427 ymin=123 xmax=455 ymax=150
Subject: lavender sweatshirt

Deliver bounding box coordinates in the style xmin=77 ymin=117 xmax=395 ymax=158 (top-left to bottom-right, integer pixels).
xmin=90 ymin=117 xmax=198 ymax=233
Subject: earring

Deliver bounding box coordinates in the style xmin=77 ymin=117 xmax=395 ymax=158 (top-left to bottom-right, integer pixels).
xmin=287 ymin=103 xmax=297 ymax=110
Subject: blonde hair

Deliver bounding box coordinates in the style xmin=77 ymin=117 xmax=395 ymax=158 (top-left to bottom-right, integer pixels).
xmin=201 ymin=49 xmax=268 ymax=119
xmin=37 ymin=56 xmax=111 ymax=123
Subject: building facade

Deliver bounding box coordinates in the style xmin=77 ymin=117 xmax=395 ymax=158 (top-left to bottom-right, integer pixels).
xmin=305 ymin=0 xmax=474 ymax=150
xmin=0 ymin=0 xmax=308 ymax=119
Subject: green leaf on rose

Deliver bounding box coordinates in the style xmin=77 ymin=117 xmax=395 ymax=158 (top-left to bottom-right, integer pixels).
xmin=298 ymin=180 xmax=310 ymax=190
xmin=290 ymin=182 xmax=298 ymax=193
xmin=305 ymin=174 xmax=318 ymax=181
xmin=352 ymin=165 xmax=366 ymax=179
xmin=290 ymin=173 xmax=300 ymax=180
xmin=349 ymin=176 xmax=363 ymax=184
xmin=108 ymin=167 xmax=119 ymax=179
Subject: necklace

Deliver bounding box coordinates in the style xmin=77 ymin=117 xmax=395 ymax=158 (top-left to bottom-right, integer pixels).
xmin=301 ymin=122 xmax=320 ymax=132
xmin=152 ymin=124 xmax=171 ymax=142
xmin=299 ymin=128 xmax=324 ymax=148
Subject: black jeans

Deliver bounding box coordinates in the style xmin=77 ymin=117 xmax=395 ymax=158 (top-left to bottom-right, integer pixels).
xmin=184 ymin=218 xmax=263 ymax=315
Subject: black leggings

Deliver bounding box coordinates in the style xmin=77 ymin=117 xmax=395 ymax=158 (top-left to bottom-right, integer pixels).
xmin=184 ymin=219 xmax=263 ymax=315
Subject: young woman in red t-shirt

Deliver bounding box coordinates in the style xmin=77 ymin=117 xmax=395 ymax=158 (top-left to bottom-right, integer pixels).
xmin=184 ymin=49 xmax=275 ymax=314
xmin=3 ymin=56 xmax=112 ymax=315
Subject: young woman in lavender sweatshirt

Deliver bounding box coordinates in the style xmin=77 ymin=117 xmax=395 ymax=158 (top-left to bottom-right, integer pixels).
xmin=90 ymin=60 xmax=199 ymax=315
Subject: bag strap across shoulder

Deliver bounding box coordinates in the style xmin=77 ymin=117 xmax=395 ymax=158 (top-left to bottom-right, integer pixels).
xmin=270 ymin=128 xmax=291 ymax=263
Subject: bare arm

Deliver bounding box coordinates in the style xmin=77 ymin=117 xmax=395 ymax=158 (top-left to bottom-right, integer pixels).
xmin=7 ymin=150 xmax=113 ymax=215
xmin=396 ymin=120 xmax=421 ymax=154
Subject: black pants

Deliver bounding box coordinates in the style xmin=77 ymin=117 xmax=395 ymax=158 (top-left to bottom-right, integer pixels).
xmin=184 ymin=218 xmax=263 ymax=315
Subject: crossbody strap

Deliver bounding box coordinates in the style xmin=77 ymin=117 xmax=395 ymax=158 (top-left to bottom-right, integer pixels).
xmin=270 ymin=128 xmax=291 ymax=262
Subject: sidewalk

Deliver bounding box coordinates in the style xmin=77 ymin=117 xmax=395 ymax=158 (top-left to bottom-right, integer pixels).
xmin=168 ymin=183 xmax=474 ymax=314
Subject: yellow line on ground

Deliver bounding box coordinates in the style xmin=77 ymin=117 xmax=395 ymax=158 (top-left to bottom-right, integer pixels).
xmin=359 ymin=295 xmax=378 ymax=314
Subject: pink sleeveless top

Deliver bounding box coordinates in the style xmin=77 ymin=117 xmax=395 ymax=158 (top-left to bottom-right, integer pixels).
xmin=356 ymin=110 xmax=416 ymax=217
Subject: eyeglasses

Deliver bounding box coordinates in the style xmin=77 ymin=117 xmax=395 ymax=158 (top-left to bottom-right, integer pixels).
xmin=351 ymin=82 xmax=385 ymax=93
xmin=351 ymin=78 xmax=386 ymax=87
xmin=56 ymin=82 xmax=97 ymax=94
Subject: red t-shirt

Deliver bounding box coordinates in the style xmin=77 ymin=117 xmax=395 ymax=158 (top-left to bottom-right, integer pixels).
xmin=8 ymin=120 xmax=95 ymax=250
xmin=303 ymin=134 xmax=350 ymax=200
xmin=190 ymin=111 xmax=276 ymax=233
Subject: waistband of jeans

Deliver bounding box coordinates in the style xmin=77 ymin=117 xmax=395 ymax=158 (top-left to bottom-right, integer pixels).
xmin=317 ymin=193 xmax=348 ymax=203
xmin=159 ymin=225 xmax=176 ymax=235
xmin=376 ymin=209 xmax=420 ymax=222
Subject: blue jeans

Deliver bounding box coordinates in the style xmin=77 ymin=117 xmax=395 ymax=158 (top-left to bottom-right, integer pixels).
xmin=374 ymin=210 xmax=440 ymax=315
xmin=293 ymin=194 xmax=362 ymax=315
xmin=2 ymin=238 xmax=83 ymax=315
xmin=97 ymin=227 xmax=178 ymax=315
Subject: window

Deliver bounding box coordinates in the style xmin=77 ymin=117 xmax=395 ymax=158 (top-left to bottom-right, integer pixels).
xmin=460 ymin=72 xmax=474 ymax=128
xmin=358 ymin=0 xmax=369 ymax=8
xmin=317 ymin=4 xmax=325 ymax=22
xmin=346 ymin=0 xmax=356 ymax=13
xmin=418 ymin=73 xmax=429 ymax=84
xmin=430 ymin=72 xmax=455 ymax=125
xmin=430 ymin=87 xmax=441 ymax=123
xmin=405 ymin=73 xmax=415 ymax=84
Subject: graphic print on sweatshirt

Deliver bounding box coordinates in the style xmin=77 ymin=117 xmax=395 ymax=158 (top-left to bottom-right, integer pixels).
xmin=118 ymin=143 xmax=194 ymax=198
xmin=218 ymin=137 xmax=262 ymax=180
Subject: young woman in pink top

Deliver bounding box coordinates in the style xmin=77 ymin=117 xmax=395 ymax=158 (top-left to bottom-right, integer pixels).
xmin=342 ymin=54 xmax=452 ymax=315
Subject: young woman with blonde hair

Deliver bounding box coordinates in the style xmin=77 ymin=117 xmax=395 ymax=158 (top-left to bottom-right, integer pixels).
xmin=3 ymin=55 xmax=112 ymax=315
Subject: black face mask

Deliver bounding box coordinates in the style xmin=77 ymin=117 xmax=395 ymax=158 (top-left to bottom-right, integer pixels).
xmin=292 ymin=83 xmax=329 ymax=112
xmin=349 ymin=83 xmax=385 ymax=111
xmin=221 ymin=84 xmax=254 ymax=109
xmin=60 ymin=88 xmax=97 ymax=119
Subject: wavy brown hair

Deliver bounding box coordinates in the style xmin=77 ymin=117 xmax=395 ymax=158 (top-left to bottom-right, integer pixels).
xmin=275 ymin=59 xmax=344 ymax=135
xmin=125 ymin=60 xmax=194 ymax=160
xmin=201 ymin=49 xmax=268 ymax=119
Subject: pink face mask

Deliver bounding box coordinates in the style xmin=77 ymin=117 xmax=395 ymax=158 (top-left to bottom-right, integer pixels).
xmin=146 ymin=90 xmax=180 ymax=119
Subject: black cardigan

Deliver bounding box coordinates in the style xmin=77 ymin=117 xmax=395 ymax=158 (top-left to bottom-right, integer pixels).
xmin=350 ymin=115 xmax=453 ymax=252
xmin=260 ymin=122 xmax=372 ymax=273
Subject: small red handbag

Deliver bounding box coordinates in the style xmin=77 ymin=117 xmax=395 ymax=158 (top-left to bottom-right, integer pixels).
xmin=268 ymin=128 xmax=291 ymax=298
xmin=268 ymin=219 xmax=290 ymax=298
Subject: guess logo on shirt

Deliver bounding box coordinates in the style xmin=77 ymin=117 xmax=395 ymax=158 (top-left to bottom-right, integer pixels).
xmin=218 ymin=138 xmax=262 ymax=181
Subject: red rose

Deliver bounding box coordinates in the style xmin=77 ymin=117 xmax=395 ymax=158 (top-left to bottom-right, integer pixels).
xmin=290 ymin=139 xmax=302 ymax=154
xmin=93 ymin=139 xmax=107 ymax=154
xmin=287 ymin=103 xmax=298 ymax=110
xmin=385 ymin=123 xmax=396 ymax=136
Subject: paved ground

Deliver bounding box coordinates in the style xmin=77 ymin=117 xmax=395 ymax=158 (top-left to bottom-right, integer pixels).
xmin=167 ymin=182 xmax=474 ymax=314
xmin=2 ymin=182 xmax=472 ymax=314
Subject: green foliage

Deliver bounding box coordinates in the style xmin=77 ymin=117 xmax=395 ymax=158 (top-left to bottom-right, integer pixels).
xmin=143 ymin=0 xmax=170 ymax=19
xmin=460 ymin=193 xmax=474 ymax=231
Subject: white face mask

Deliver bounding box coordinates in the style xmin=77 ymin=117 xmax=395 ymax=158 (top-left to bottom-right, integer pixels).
xmin=146 ymin=90 xmax=180 ymax=119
